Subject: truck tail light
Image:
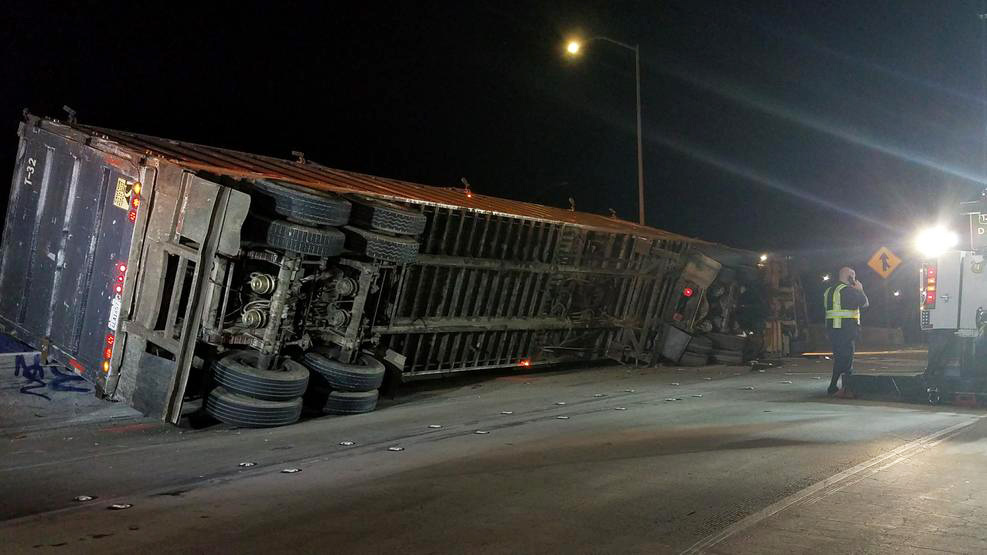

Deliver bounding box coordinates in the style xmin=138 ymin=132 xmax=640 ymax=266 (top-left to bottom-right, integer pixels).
xmin=128 ymin=182 xmax=141 ymax=223
xmin=922 ymin=263 xmax=937 ymax=308
xmin=683 ymin=287 xmax=694 ymax=298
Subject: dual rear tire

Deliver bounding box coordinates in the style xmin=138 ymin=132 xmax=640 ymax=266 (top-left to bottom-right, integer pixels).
xmin=205 ymin=351 xmax=310 ymax=428
xmin=302 ymin=352 xmax=387 ymax=415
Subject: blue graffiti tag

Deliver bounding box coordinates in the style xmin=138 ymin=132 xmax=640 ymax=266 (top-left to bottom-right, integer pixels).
xmin=13 ymin=354 xmax=90 ymax=399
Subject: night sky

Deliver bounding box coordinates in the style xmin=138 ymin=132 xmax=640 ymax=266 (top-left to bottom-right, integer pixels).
xmin=2 ymin=1 xmax=986 ymax=287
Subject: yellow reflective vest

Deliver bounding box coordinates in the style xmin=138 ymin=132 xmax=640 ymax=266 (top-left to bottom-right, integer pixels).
xmin=824 ymin=283 xmax=861 ymax=329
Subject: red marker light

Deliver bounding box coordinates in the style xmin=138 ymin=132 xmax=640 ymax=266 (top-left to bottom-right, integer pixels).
xmin=114 ymin=285 xmax=123 ymax=294
xmin=117 ymin=275 xmax=124 ymax=282
xmin=106 ymin=334 xmax=115 ymax=345
xmin=104 ymin=347 xmax=113 ymax=359
xmin=128 ymin=210 xmax=137 ymax=223
xmin=132 ymin=197 xmax=141 ymax=208
xmin=683 ymin=287 xmax=694 ymax=297
xmin=118 ymin=264 xmax=127 ymax=273
xmin=519 ymin=359 xmax=531 ymax=367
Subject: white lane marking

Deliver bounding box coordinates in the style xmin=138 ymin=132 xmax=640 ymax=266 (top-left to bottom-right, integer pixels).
xmin=681 ymin=416 xmax=982 ymax=554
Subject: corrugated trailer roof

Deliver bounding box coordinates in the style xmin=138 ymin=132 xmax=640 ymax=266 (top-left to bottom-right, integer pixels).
xmin=36 ymin=116 xmax=723 ymax=246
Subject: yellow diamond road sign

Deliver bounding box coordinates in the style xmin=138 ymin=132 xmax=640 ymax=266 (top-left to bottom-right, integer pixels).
xmin=867 ymin=246 xmax=902 ymax=279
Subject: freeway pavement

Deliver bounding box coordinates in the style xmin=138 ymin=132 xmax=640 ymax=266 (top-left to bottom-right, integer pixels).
xmin=3 ymin=352 xmax=987 ymax=554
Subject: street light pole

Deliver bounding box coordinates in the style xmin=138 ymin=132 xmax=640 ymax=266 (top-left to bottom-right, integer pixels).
xmin=633 ymin=44 xmax=644 ymax=226
xmin=566 ymin=36 xmax=646 ymax=226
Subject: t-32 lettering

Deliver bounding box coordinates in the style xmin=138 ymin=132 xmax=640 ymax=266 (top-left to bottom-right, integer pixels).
xmin=24 ymin=157 xmax=37 ymax=185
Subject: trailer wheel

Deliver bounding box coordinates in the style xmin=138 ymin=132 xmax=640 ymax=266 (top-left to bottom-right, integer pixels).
xmin=349 ymin=197 xmax=427 ymax=236
xmin=679 ymin=352 xmax=709 ymax=367
xmin=686 ymin=336 xmax=713 ymax=355
xmin=711 ymin=349 xmax=744 ymax=365
xmin=343 ymin=226 xmax=419 ymax=264
xmin=302 ymin=352 xmax=386 ymax=392
xmin=267 ymin=220 xmax=344 ymax=257
xmin=253 ymin=179 xmax=351 ymax=226
xmin=212 ymin=351 xmax=310 ymax=401
xmin=205 ymin=387 xmax=303 ymax=428
xmin=324 ymin=389 xmax=379 ymax=415
xmin=707 ymin=332 xmax=747 ymax=351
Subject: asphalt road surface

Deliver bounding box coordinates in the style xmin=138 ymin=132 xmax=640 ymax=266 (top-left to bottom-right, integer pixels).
xmin=3 ymin=352 xmax=987 ymax=554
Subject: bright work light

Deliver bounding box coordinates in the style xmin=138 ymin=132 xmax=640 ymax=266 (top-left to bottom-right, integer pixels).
xmin=915 ymin=226 xmax=958 ymax=258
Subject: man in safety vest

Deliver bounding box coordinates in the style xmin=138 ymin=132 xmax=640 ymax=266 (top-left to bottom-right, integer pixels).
xmin=824 ymin=266 xmax=869 ymax=395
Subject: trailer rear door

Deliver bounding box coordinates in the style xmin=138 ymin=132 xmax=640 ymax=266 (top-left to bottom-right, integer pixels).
xmin=0 ymin=122 xmax=145 ymax=393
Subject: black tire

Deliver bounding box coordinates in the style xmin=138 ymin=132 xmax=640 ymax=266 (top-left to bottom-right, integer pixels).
xmin=302 ymin=352 xmax=386 ymax=392
xmin=324 ymin=389 xmax=379 ymax=415
xmin=343 ymin=226 xmax=419 ymax=264
xmin=679 ymin=351 xmax=709 ymax=367
xmin=708 ymin=332 xmax=747 ymax=351
xmin=205 ymin=387 xmax=303 ymax=428
xmin=212 ymin=351 xmax=309 ymax=401
xmin=350 ymin=197 xmax=426 ymax=236
xmin=267 ymin=219 xmax=344 ymax=256
xmin=711 ymin=349 xmax=744 ymax=365
xmin=687 ymin=336 xmax=713 ymax=355
xmin=253 ymin=179 xmax=351 ymax=226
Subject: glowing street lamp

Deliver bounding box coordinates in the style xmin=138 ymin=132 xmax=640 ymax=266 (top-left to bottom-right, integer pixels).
xmin=564 ymin=35 xmax=645 ymax=225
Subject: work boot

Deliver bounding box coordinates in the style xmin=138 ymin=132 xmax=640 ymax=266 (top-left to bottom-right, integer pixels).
xmin=834 ymin=373 xmax=854 ymax=398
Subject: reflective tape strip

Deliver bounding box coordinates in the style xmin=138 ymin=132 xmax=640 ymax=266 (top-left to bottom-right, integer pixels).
xmin=826 ymin=310 xmax=857 ymax=318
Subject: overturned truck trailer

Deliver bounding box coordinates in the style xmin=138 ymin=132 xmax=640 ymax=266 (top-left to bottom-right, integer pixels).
xmin=0 ymin=114 xmax=738 ymax=426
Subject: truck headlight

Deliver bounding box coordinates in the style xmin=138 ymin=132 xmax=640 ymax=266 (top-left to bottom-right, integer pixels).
xmin=915 ymin=226 xmax=958 ymax=258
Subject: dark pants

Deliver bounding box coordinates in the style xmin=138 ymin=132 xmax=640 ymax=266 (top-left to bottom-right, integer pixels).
xmin=828 ymin=326 xmax=857 ymax=389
